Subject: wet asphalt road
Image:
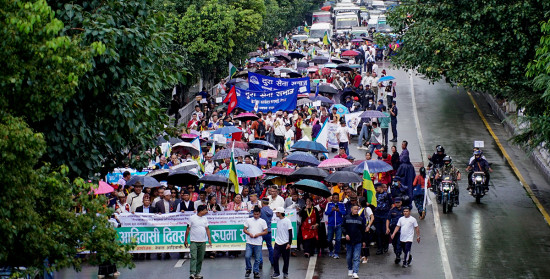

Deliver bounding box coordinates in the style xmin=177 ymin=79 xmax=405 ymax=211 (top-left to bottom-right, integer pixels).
xmin=56 ymin=65 xmax=550 ymax=279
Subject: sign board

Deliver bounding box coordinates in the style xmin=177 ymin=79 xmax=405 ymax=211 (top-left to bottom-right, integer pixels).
xmin=474 ymin=141 xmax=484 ymax=148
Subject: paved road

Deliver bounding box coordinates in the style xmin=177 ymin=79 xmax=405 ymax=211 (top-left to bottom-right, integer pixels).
xmin=56 ymin=64 xmax=550 ymax=279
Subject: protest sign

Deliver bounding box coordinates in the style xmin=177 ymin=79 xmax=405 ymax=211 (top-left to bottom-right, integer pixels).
xmin=235 ymin=88 xmax=298 ymax=113
xmin=344 ymin=112 xmax=363 ymax=135
xmin=248 ymin=72 xmax=310 ymax=94
xmin=114 ymin=210 xmax=297 ymax=253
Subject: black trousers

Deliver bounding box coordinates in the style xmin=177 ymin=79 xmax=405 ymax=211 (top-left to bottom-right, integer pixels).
xmin=273 ymin=244 xmax=290 ymax=276
xmin=391 ymin=119 xmax=398 ymax=140
xmin=275 ymin=135 xmax=285 ymax=152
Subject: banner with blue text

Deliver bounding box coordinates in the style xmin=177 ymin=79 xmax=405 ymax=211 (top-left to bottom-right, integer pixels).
xmin=236 ymin=87 xmax=298 ymax=112
xmin=248 ymin=72 xmax=310 ymax=94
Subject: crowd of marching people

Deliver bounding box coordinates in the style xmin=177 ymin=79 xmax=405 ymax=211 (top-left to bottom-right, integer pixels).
xmin=102 ymin=39 xmax=422 ymax=279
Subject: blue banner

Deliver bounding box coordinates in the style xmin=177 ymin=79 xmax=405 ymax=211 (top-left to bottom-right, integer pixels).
xmin=248 ymin=72 xmax=310 ymax=94
xmin=236 ymin=88 xmax=298 ymax=112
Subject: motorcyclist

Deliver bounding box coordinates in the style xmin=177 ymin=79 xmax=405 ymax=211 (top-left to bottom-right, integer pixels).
xmin=435 ymin=156 xmax=461 ymax=205
xmin=428 ymin=145 xmax=446 ymax=169
xmin=466 ymin=150 xmax=493 ymax=191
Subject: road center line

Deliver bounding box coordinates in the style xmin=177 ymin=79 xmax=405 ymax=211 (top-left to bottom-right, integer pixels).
xmin=305 ymin=254 xmax=318 ymax=279
xmin=409 ymin=71 xmax=453 ymax=279
xmin=174 ymin=259 xmax=186 ymax=268
xmin=467 ymin=91 xmax=550 ymax=226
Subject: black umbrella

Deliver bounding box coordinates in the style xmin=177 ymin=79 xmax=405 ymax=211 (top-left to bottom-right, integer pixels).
xmin=126 ymin=176 xmax=162 ymax=188
xmin=248 ymin=148 xmax=263 ymax=156
xmin=253 ymin=69 xmax=270 ymax=76
xmin=198 ymin=174 xmax=229 ymax=187
xmin=248 ymin=140 xmax=276 ymax=150
xmin=311 ymin=56 xmax=329 ymax=64
xmin=288 ymin=72 xmax=302 ymax=78
xmin=297 ymin=62 xmax=309 ymax=68
xmin=212 ymin=148 xmax=250 ymax=160
xmin=318 ymin=83 xmax=339 ymax=94
xmin=294 ymin=179 xmax=331 ymax=197
xmin=156 ymin=135 xmax=183 ymax=145
xmin=336 ymin=64 xmax=353 ymax=72
xmin=289 ymin=52 xmax=306 ymax=59
xmin=330 ymin=58 xmax=348 ymax=64
xmin=289 ymin=166 xmax=329 ymax=182
xmin=275 ymin=54 xmax=291 ymax=63
xmin=166 ymin=169 xmax=199 ymax=186
xmin=325 ymin=171 xmax=363 ymax=184
xmin=234 ymin=70 xmax=248 ymax=78
xmin=340 ymin=91 xmax=360 ymax=103
xmin=146 ymin=169 xmax=170 ymax=181
xmin=248 ymin=51 xmax=261 ymax=57
xmin=226 ymin=78 xmax=247 ymax=87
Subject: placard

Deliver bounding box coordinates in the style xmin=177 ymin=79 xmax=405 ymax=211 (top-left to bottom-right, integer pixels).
xmin=474 ymin=141 xmax=484 ymax=148
xmin=216 ymin=97 xmax=223 ymax=103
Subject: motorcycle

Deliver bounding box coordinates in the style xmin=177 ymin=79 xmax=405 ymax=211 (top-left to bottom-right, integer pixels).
xmin=440 ymin=176 xmax=457 ymax=214
xmin=429 ymin=167 xmax=442 ymax=199
xmin=470 ymin=171 xmax=487 ymax=204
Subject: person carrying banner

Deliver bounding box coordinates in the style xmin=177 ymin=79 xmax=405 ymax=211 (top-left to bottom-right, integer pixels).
xmin=184 ymin=205 xmax=212 ymax=279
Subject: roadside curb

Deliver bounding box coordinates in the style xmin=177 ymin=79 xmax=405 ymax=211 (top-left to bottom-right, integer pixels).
xmin=480 ymin=92 xmax=550 ymax=184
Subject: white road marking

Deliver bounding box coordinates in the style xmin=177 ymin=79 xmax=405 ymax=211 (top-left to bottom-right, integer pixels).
xmin=409 ymin=70 xmax=453 ymax=279
xmin=174 ymin=259 xmax=186 ymax=268
xmin=305 ymin=254 xmax=318 ymax=279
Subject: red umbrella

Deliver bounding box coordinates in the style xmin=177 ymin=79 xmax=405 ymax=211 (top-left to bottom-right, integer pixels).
xmin=307 ymin=66 xmax=319 ymax=73
xmin=263 ymin=167 xmax=295 ymax=176
xmin=234 ymin=112 xmax=259 ymax=121
xmin=341 ymin=50 xmax=360 ymax=57
xmin=226 ymin=140 xmax=249 ymax=150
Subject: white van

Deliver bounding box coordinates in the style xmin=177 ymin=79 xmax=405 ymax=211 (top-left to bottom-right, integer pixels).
xmin=308 ymin=22 xmax=333 ymax=43
xmin=334 ymin=12 xmax=359 ymax=34
xmin=313 ymin=11 xmax=332 ymax=24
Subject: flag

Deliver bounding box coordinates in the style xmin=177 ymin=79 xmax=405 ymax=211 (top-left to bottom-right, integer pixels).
xmin=229 ymin=62 xmax=238 ymax=79
xmin=423 ymin=174 xmax=432 ymax=210
xmin=322 ymin=30 xmax=331 ymax=46
xmin=363 ymin=162 xmax=377 ymax=207
xmin=229 ymin=142 xmax=240 ymax=194
xmin=191 ymin=137 xmax=204 ymax=173
xmin=314 ymin=118 xmax=329 ymax=159
xmin=284 ymin=136 xmax=292 ymax=152
xmin=223 ymin=86 xmax=238 ymax=114
xmin=304 ymin=22 xmax=310 ymax=33
xmin=209 ymin=141 xmax=216 ymax=156
xmin=315 ymin=83 xmax=319 ymax=97
xmin=283 ymin=37 xmax=289 ymax=50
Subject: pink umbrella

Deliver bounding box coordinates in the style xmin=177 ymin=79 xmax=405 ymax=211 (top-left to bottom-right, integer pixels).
xmin=307 ymin=66 xmax=319 ymax=73
xmin=91 ymin=181 xmax=115 ymax=195
xmin=318 ymin=158 xmax=353 ymax=169
xmin=341 ymin=50 xmax=360 ymax=57
xmin=181 ymin=134 xmax=199 ymax=142
xmin=226 ymin=140 xmax=249 ymax=150
xmin=263 ymin=167 xmax=295 ymax=176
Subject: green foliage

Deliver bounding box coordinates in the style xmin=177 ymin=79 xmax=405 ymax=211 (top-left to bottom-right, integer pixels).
xmin=35 ymin=0 xmax=188 ymax=178
xmin=387 ymin=0 xmax=550 ymax=147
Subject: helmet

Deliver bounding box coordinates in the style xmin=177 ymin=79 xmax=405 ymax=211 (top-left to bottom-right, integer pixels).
xmin=436 ymin=145 xmax=444 ymax=153
xmin=443 ymin=156 xmax=452 ymax=163
xmin=473 ymin=150 xmax=482 ymax=156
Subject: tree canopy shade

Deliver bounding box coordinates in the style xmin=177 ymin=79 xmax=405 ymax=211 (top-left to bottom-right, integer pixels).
xmin=387 ymin=0 xmax=550 ymax=147
xmin=0 ymin=0 xmax=133 ymax=274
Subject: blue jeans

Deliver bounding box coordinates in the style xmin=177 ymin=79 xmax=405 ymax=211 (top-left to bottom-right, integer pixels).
xmin=245 ymin=244 xmax=262 ymax=273
xmin=358 ymin=125 xmax=369 ymax=146
xmin=259 ymin=232 xmax=273 ymax=266
xmin=327 ymin=225 xmax=342 ymax=254
xmin=346 ymin=243 xmax=362 ymax=273
xmin=369 ymin=143 xmax=381 ymax=154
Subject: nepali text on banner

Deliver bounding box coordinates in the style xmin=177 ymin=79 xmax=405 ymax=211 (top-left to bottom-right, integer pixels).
xmin=114 ymin=210 xmax=297 ymax=253
xmin=248 ymin=72 xmax=310 ymax=94
xmin=235 ymin=87 xmax=298 ymax=113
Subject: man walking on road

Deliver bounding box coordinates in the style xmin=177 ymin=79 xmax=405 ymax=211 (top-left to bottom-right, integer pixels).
xmin=244 ymin=207 xmax=269 ymax=278
xmin=272 ymin=207 xmax=293 ymax=279
xmin=386 ymin=198 xmax=404 ymax=264
xmin=184 ymin=205 xmax=212 ymax=279
xmin=325 ymin=193 xmax=346 ymax=258
xmin=343 ymin=205 xmax=366 ymax=279
xmin=389 ymin=101 xmax=398 ymax=142
xmin=391 ymin=207 xmax=420 ymax=268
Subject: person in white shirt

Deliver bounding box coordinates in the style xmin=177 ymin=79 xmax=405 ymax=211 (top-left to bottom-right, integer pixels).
xmin=371 ymin=72 xmax=380 ymax=98
xmin=246 ymin=192 xmax=261 ymax=210
xmin=184 ymin=205 xmax=212 ymax=279
xmin=204 ymin=153 xmax=216 ymax=175
xmin=127 ymin=182 xmax=144 ymax=213
xmin=272 ymin=207 xmax=293 ymax=279
xmin=244 ymin=207 xmax=268 ymax=278
xmin=114 ymin=192 xmax=130 ymax=214
xmin=283 ymin=123 xmax=294 ymax=152
xmin=336 ymin=120 xmax=350 ymax=155
xmin=268 ymin=186 xmax=285 ymax=210
xmin=391 ymin=207 xmax=420 ymax=268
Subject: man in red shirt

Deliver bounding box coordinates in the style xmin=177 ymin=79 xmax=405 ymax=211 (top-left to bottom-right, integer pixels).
xmin=334 ymin=147 xmax=348 ymax=159
xmin=353 ymin=70 xmax=362 ymax=88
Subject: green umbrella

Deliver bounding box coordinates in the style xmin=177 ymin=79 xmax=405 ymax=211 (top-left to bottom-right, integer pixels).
xmin=294 ymin=179 xmax=331 ymax=197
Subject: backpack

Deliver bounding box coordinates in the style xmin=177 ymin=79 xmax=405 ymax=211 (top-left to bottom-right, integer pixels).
xmin=257 ymin=120 xmax=266 ymax=138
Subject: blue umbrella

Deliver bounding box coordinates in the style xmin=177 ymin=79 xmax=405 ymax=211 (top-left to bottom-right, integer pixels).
xmin=126 ymin=176 xmax=161 ymax=188
xmin=248 ymin=140 xmax=276 ymax=150
xmin=330 ymin=104 xmax=350 ymax=115
xmin=360 ymin=110 xmax=388 ymax=119
xmin=294 ymin=179 xmax=331 ymax=197
xmin=212 ymin=126 xmax=242 ymax=135
xmin=378 ymin=76 xmax=395 ymax=82
xmin=250 ymin=57 xmax=264 ymax=63
xmin=291 ymin=140 xmax=329 ymax=153
xmin=324 ymin=63 xmax=338 ymax=69
xmin=353 ymin=160 xmax=394 ymax=174
xmin=216 ymin=169 xmax=246 ymax=178
xmin=309 ymin=95 xmax=334 ymax=104
xmin=235 ymin=164 xmax=263 ymax=177
xmin=212 ymin=148 xmax=249 ymax=160
xmin=286 ymin=151 xmax=320 ymax=166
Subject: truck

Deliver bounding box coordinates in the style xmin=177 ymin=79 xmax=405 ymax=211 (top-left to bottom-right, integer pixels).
xmin=334 ymin=12 xmax=360 ymax=35
xmin=308 ymin=22 xmax=333 ymax=43
xmin=312 ymin=11 xmax=332 ymax=24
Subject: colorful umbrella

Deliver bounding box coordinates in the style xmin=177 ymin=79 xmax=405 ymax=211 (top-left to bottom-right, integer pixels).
xmin=353 ymin=160 xmax=393 ymax=174
xmin=180 ymin=134 xmax=199 ymax=142
xmin=172 ymin=142 xmax=200 ymax=156
xmin=330 ymin=104 xmax=350 ymax=115
xmin=91 ymin=181 xmax=115 ymax=195
xmin=318 ymin=158 xmax=352 ymax=169
xmin=263 ymin=167 xmax=295 ymax=176
xmin=294 ymin=179 xmax=331 ymax=197
xmin=216 ymin=169 xmax=246 ymax=178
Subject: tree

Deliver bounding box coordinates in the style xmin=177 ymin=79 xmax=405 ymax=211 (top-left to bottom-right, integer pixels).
xmin=387 ymin=0 xmax=550 ymax=146
xmin=38 ymin=0 xmax=189 ymax=178
xmin=0 ymin=0 xmax=133 ymax=274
